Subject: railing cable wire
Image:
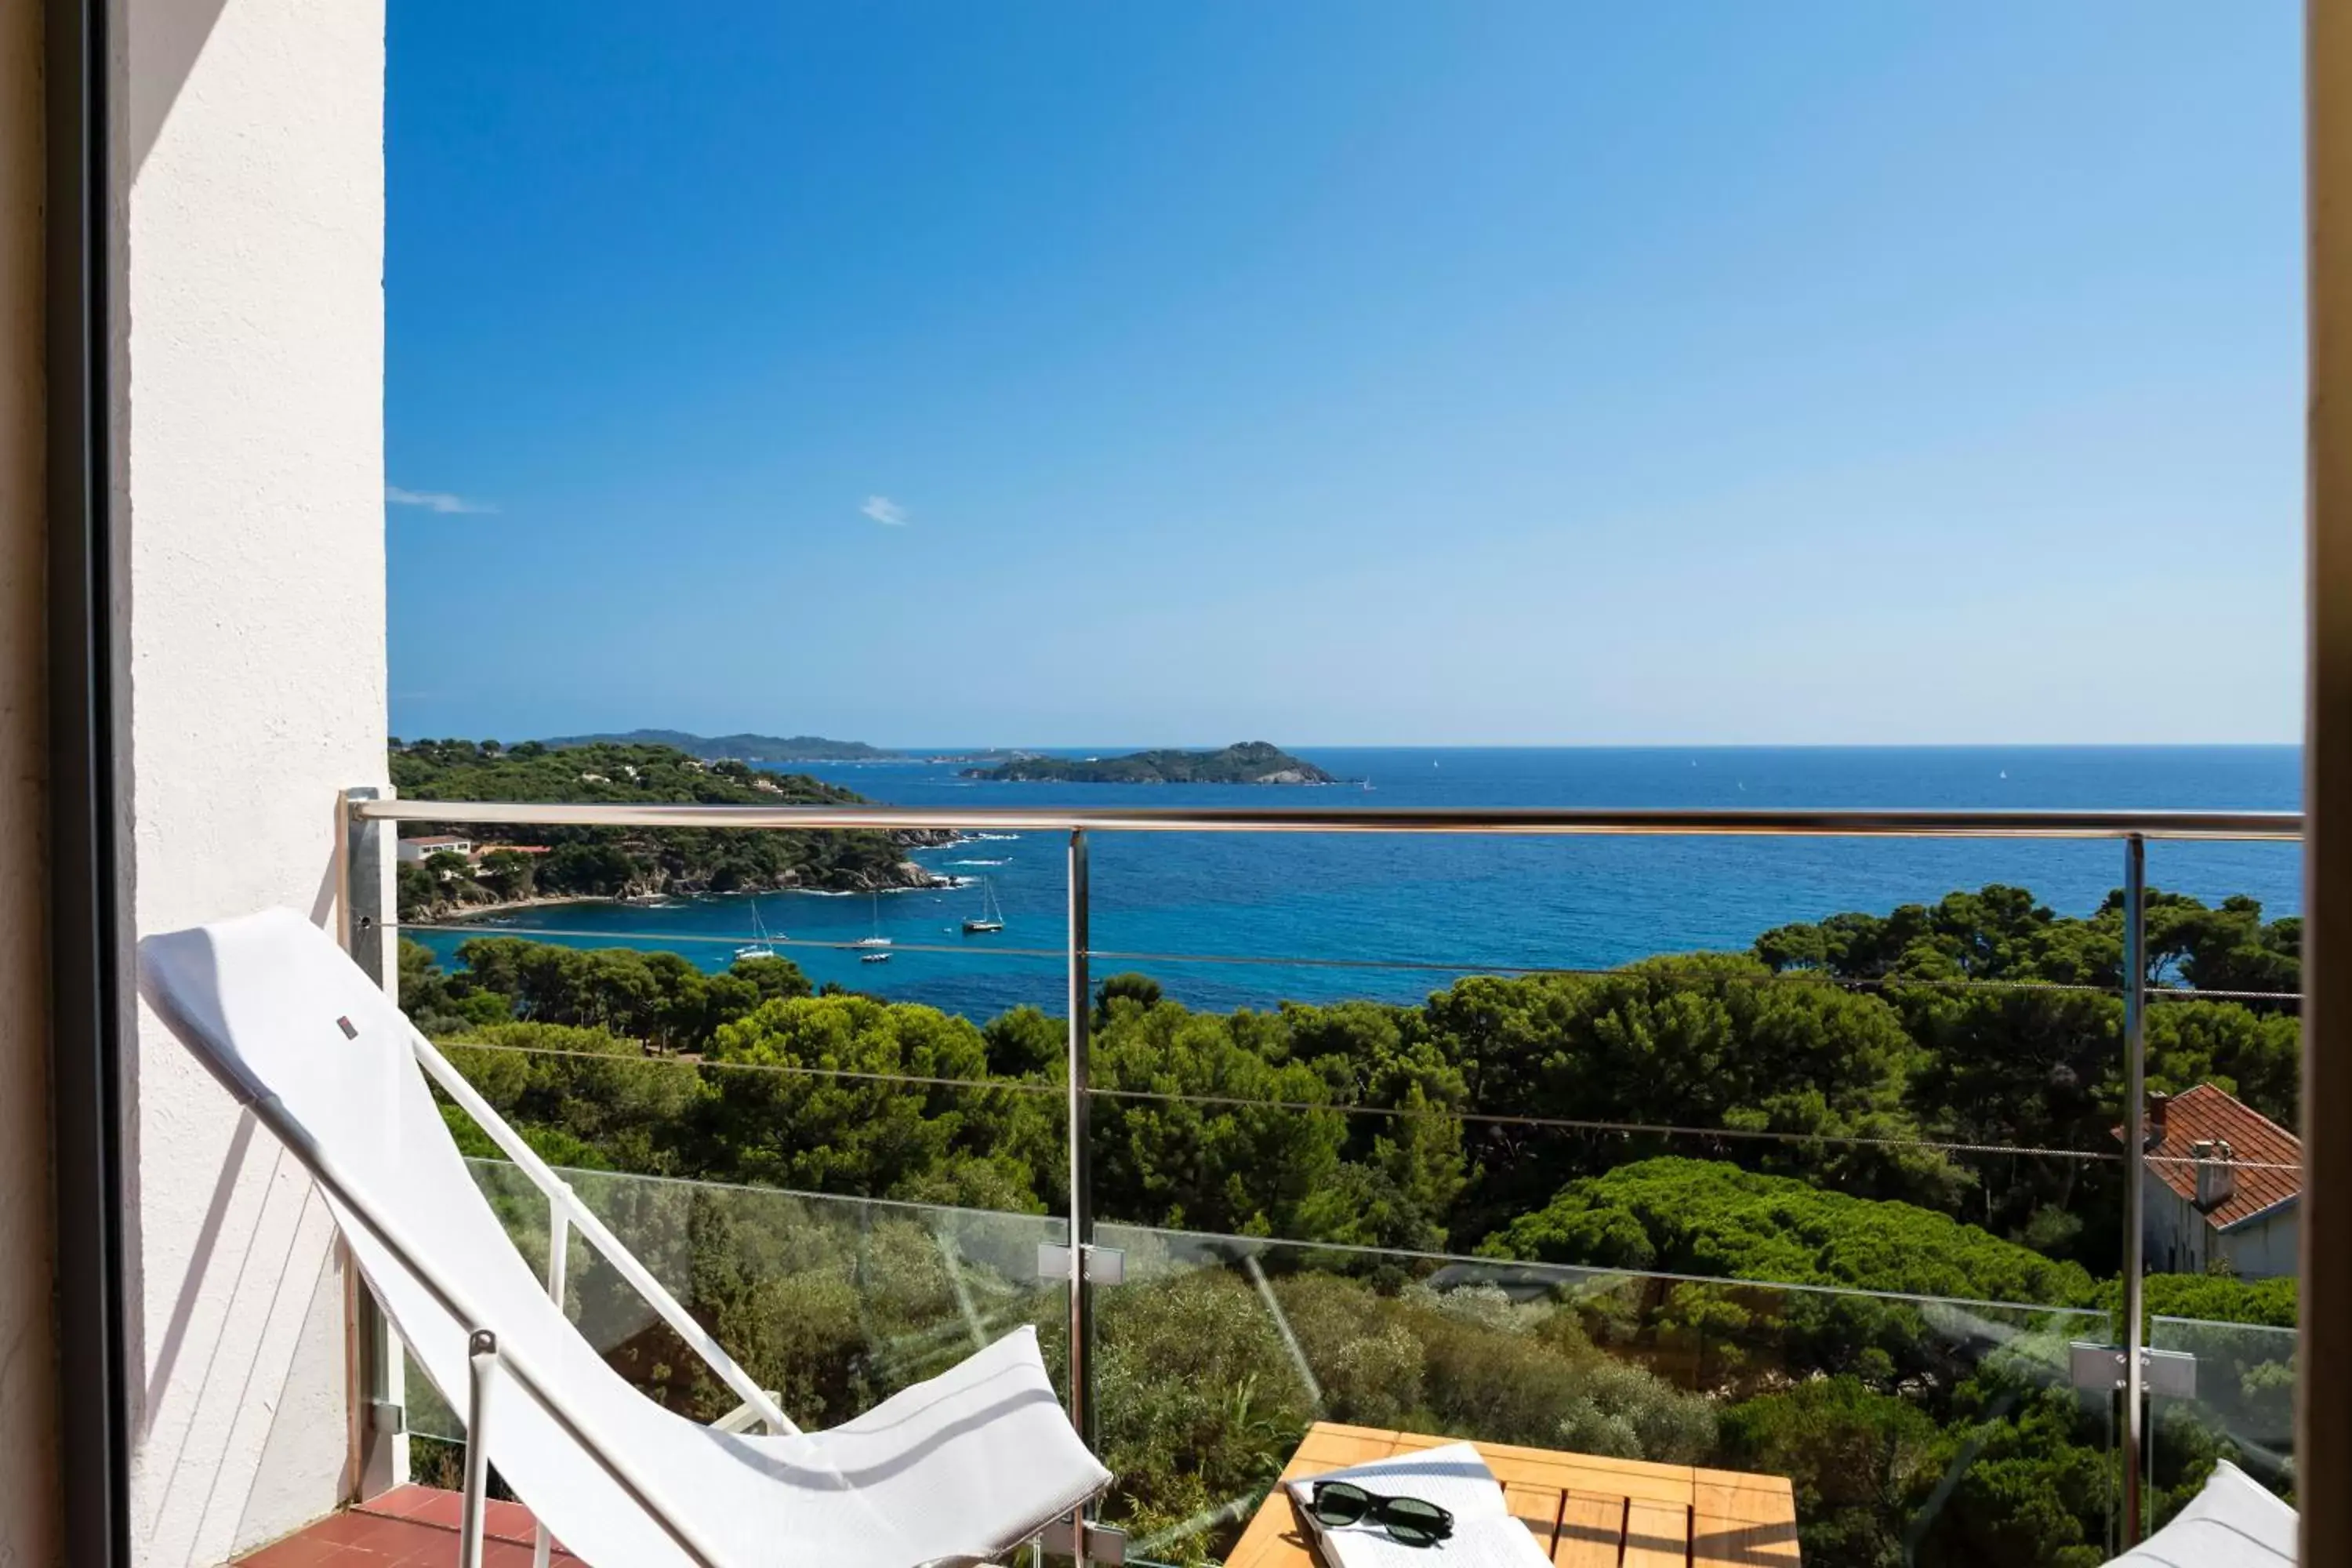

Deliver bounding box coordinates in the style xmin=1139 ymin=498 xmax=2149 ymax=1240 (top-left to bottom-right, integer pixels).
xmin=433 ymin=1038 xmax=2139 ymax=1165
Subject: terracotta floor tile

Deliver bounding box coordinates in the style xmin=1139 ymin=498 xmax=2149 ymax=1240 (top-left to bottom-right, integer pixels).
xmin=378 ymin=1542 xmax=455 ymax=1568
xmin=482 ymin=1498 xmax=538 ymax=1543
xmin=416 ymin=1491 xmax=470 ymax=1530
xmin=354 ymin=1486 xmax=438 ymax=1522
xmin=236 ymin=1540 xmax=364 ymax=1568
xmin=383 ymin=1534 xmax=468 ymax=1568
xmin=281 ymin=1515 xmax=390 ymax=1549
xmin=336 ymin=1514 xmax=445 ymax=1556
xmin=235 ymin=1490 xmax=589 ymax=1568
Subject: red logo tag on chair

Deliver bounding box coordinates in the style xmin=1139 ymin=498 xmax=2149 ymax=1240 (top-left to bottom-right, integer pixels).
xmin=336 ymin=1016 xmax=358 ymax=1040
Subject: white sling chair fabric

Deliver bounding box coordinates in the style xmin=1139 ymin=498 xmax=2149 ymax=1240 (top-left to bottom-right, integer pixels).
xmin=2106 ymin=1461 xmax=2296 ymax=1567
xmin=140 ymin=908 xmax=1109 ymax=1568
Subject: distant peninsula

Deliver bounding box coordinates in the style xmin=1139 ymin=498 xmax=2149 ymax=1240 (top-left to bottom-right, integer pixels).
xmin=542 ymin=728 xmax=895 ymax=762
xmin=388 ymin=737 xmax=953 ymax=923
xmin=964 ymin=742 xmax=1339 ymax=785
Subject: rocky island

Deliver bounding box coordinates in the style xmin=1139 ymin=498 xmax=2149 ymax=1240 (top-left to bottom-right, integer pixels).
xmin=964 ymin=741 xmax=1339 ymax=785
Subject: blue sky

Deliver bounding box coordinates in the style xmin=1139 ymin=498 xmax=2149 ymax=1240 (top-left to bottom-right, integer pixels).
xmin=387 ymin=2 xmax=2303 ymax=748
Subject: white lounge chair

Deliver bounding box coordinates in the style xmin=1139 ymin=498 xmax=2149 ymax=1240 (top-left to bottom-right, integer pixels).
xmin=2106 ymin=1460 xmax=2295 ymax=1566
xmin=140 ymin=908 xmax=1111 ymax=1568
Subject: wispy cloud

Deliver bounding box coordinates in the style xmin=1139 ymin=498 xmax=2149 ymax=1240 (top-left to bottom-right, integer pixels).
xmin=387 ymin=485 xmax=499 ymax=515
xmin=861 ymin=495 xmax=910 ymax=527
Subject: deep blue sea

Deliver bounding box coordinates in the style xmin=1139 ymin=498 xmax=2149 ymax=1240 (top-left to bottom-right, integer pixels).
xmin=408 ymin=747 xmax=2302 ymax=1021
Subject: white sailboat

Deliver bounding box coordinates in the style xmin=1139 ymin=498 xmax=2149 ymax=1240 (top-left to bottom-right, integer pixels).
xmin=962 ymin=877 xmax=1006 ymax=935
xmin=856 ymin=890 xmax=894 ymax=960
xmin=734 ymin=900 xmax=779 ymax=962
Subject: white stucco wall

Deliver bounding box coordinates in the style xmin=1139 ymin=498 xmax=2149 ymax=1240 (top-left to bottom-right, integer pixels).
xmin=115 ymin=1 xmax=388 ymax=1563
xmin=2144 ymin=1171 xmax=2301 ymax=1282
xmin=2220 ymin=1207 xmax=2299 ymax=1281
xmin=2145 ymin=1176 xmax=2210 ymax=1274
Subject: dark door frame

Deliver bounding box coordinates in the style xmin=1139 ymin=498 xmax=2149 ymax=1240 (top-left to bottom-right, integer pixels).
xmin=46 ymin=0 xmax=130 ymax=1561
xmin=2307 ymin=7 xmax=2352 ymax=1563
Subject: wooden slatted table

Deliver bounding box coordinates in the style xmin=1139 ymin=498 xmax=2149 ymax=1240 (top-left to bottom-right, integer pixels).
xmin=1225 ymin=1422 xmax=1799 ymax=1568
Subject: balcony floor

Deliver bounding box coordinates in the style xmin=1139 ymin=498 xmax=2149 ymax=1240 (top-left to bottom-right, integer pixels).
xmin=234 ymin=1486 xmax=583 ymax=1568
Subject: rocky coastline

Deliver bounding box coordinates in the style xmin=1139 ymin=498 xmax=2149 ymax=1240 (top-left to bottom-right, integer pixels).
xmin=416 ymin=857 xmax=952 ymax=926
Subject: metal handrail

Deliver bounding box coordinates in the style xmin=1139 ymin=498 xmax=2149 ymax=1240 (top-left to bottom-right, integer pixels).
xmin=352 ymin=797 xmax=2303 ymax=838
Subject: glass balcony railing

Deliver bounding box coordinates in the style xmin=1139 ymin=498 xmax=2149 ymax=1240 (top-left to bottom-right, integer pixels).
xmin=1091 ymin=1226 xmax=2114 ymax=1567
xmin=344 ymin=791 xmax=2306 ymax=1562
xmin=403 ymin=1156 xmax=2125 ymax=1566
xmin=405 ymin=1159 xmax=1070 ymax=1461
xmin=2147 ymin=1314 xmax=2297 ymax=1526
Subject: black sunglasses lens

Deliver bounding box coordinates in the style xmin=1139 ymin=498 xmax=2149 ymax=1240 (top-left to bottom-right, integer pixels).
xmin=1381 ymin=1498 xmax=1451 ymax=1538
xmin=1312 ymin=1483 xmax=1372 ymax=1526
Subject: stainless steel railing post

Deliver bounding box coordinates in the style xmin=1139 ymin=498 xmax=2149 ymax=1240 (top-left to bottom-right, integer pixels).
xmin=2121 ymin=833 xmax=2149 ymax=1544
xmin=340 ymin=786 xmax=408 ymax=1497
xmin=1065 ymin=828 xmax=1096 ymax=1532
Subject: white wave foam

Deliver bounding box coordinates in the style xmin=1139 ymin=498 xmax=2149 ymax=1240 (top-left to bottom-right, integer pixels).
xmin=949 ymin=858 xmax=1009 ymax=866
xmin=973 ymin=833 xmax=1022 ymax=841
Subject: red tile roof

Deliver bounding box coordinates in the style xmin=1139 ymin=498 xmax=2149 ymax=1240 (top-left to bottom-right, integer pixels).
xmin=2143 ymin=1083 xmax=2302 ymax=1230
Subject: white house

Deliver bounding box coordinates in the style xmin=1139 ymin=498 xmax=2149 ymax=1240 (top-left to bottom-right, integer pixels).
xmin=395 ymin=833 xmax=472 ymax=864
xmin=2140 ymin=1083 xmax=2303 ymax=1280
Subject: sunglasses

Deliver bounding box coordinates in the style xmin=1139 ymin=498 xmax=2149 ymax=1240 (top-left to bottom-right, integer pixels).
xmin=1307 ymin=1481 xmax=1455 ymax=1548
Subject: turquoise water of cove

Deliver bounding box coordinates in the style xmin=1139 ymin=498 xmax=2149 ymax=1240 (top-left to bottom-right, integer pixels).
xmin=407 ymin=746 xmax=2302 ymax=1021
